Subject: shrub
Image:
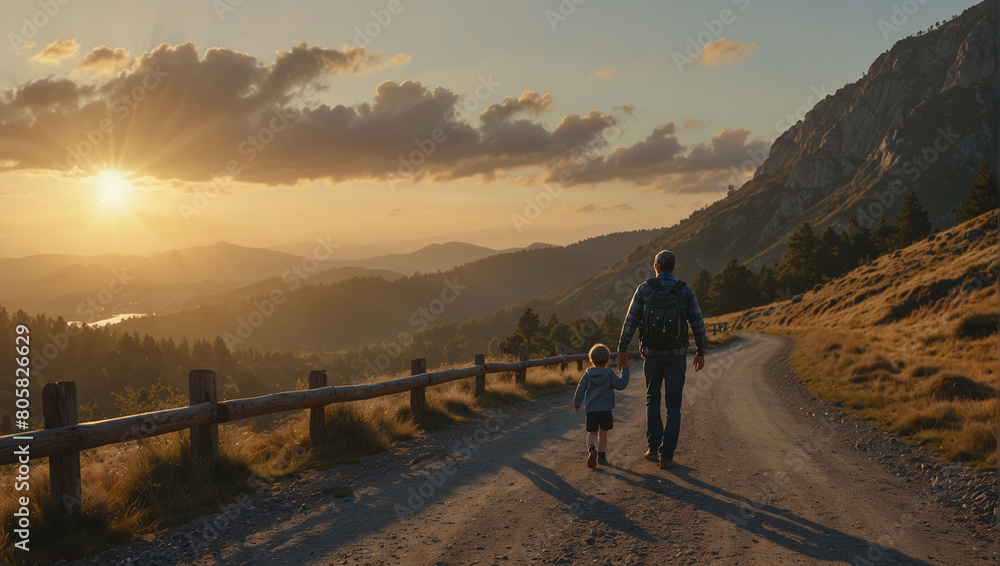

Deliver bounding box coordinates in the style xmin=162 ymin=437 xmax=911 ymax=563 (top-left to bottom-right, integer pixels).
xmin=922 ymin=373 xmax=995 ymax=401
xmin=954 ymin=312 xmax=999 ymax=340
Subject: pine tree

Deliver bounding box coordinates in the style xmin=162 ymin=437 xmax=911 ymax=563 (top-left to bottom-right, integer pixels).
xmin=708 ymin=259 xmax=757 ymax=315
xmin=896 ymin=191 xmax=934 ymax=246
xmin=598 ymin=309 xmax=622 ymax=347
xmin=783 ymin=223 xmax=823 ymax=291
xmin=873 ymin=219 xmax=899 ymax=254
xmin=953 ymin=161 xmax=999 ymax=222
xmin=841 ymin=215 xmax=878 ymax=268
xmin=819 ymin=226 xmax=843 ymax=279
xmin=692 ymin=268 xmax=713 ymax=314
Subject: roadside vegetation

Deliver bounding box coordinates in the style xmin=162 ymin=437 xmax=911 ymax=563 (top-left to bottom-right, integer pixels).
xmin=0 ymin=361 xmax=579 ymax=566
xmin=718 ymin=210 xmax=997 ymax=471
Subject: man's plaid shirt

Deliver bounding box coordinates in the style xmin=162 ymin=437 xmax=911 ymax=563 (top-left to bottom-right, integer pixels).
xmin=617 ymin=272 xmax=708 ymax=356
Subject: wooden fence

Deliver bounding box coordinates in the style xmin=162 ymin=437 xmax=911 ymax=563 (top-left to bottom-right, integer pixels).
xmin=0 ymin=348 xmax=642 ymax=518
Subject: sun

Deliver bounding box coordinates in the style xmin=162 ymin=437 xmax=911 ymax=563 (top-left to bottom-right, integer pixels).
xmin=93 ymin=170 xmax=134 ymax=211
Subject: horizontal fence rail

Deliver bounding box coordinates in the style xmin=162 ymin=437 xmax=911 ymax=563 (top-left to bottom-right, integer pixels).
xmin=0 ymin=349 xmax=647 ymax=515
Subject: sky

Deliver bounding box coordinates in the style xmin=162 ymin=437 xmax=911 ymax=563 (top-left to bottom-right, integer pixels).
xmin=0 ymin=0 xmax=982 ymax=258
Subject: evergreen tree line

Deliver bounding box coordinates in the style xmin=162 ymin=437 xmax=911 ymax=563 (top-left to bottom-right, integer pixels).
xmin=0 ymin=307 xmax=313 ymax=430
xmin=695 ymin=163 xmax=997 ymax=317
xmin=497 ymin=162 xmax=998 ymax=350
xmin=498 ymin=308 xmax=623 ymax=360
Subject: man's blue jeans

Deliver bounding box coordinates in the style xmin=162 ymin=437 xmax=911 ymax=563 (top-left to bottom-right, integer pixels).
xmin=643 ymin=354 xmax=687 ymax=458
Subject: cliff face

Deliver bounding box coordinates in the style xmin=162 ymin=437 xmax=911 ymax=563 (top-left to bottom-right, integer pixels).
xmin=549 ymin=0 xmax=998 ymax=318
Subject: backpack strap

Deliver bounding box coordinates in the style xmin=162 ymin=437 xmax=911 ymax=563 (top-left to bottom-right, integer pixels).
xmin=648 ymin=277 xmax=687 ymax=292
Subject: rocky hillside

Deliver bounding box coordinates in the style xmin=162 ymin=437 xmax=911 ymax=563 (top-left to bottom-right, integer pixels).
xmin=546 ymin=0 xmax=996 ymax=320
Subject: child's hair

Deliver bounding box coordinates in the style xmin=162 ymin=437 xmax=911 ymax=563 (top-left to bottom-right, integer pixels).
xmin=589 ymin=343 xmax=611 ymax=367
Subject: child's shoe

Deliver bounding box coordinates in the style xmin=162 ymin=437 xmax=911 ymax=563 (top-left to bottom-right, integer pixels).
xmin=597 ymin=452 xmax=608 ymax=465
xmin=587 ymin=445 xmax=598 ymax=469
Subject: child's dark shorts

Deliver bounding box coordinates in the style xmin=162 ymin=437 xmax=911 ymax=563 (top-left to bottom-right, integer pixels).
xmin=585 ymin=410 xmax=613 ymax=432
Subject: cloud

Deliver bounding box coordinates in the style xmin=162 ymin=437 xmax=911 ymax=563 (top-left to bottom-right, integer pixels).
xmin=0 ymin=41 xmax=765 ymax=194
xmin=14 ymin=40 xmax=36 ymax=55
xmin=76 ymin=46 xmax=131 ymax=76
xmin=480 ymin=90 xmax=554 ymax=123
xmin=30 ymin=39 xmax=80 ymax=64
xmin=695 ymin=37 xmax=757 ymax=67
xmin=588 ymin=66 xmax=617 ymax=79
xmin=546 ymin=124 xmax=770 ymax=193
xmin=683 ymin=119 xmax=705 ymax=130
xmin=561 ymin=203 xmax=634 ymax=214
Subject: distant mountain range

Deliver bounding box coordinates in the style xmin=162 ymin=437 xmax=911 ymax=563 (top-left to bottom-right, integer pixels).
xmin=0 ymin=240 xmax=549 ymax=320
xmin=112 ymin=230 xmax=661 ymax=351
xmin=321 ymin=241 xmax=554 ymax=276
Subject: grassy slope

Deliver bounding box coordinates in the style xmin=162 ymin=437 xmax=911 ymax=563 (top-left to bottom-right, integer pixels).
xmin=715 ymin=212 xmax=998 ymax=470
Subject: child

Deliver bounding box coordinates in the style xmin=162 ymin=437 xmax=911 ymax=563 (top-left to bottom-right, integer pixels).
xmin=573 ymin=343 xmax=630 ymax=468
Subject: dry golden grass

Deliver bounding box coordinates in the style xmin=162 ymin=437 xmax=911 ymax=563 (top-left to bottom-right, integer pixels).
xmin=713 ymin=212 xmax=998 ymax=471
xmin=0 ymin=360 xmax=581 ymax=565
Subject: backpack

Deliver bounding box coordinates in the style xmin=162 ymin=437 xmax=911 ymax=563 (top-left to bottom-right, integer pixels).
xmin=640 ymin=278 xmax=688 ymax=351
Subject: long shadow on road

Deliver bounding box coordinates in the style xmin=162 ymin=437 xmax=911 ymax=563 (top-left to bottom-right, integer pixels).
xmin=508 ymin=455 xmax=657 ymax=543
xmin=200 ymin=394 xmax=592 ymax=564
xmin=598 ymin=463 xmax=932 ymax=565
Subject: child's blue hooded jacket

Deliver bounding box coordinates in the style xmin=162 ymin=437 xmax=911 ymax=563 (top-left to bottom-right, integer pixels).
xmin=573 ymin=366 xmax=630 ymax=412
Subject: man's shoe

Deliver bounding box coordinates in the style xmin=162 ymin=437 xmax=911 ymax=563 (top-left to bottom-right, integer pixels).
xmin=659 ymin=457 xmax=675 ymax=469
xmin=597 ymin=452 xmax=608 ymax=465
xmin=587 ymin=446 xmax=598 ymax=469
xmin=644 ymin=449 xmax=659 ymax=462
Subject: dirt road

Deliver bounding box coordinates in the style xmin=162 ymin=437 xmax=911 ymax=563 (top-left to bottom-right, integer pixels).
xmin=71 ymin=334 xmax=995 ymax=565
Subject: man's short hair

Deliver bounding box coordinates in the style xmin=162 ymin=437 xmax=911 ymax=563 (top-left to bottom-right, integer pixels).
xmin=654 ymin=250 xmax=676 ymax=273
xmin=589 ymin=343 xmax=611 ymax=367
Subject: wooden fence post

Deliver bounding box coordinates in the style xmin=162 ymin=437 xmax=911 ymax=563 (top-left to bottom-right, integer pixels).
xmin=43 ymin=382 xmax=81 ymax=517
xmin=308 ymin=370 xmax=327 ymax=445
xmin=515 ymin=348 xmax=528 ymax=385
xmin=188 ymin=370 xmax=218 ymax=465
xmin=410 ymin=359 xmax=427 ymax=417
xmin=474 ymin=354 xmax=486 ymax=398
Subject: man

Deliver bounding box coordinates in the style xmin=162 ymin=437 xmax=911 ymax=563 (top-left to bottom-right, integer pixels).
xmin=617 ymin=250 xmax=707 ymax=469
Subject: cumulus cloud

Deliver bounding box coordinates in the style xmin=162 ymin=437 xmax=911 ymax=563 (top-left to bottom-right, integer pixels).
xmin=76 ymin=46 xmax=131 ymax=76
xmin=480 ymin=90 xmax=554 ymax=124
xmin=588 ymin=66 xmax=617 ymax=79
xmin=31 ymin=39 xmax=80 ymax=64
xmin=546 ymin=123 xmax=770 ymax=192
xmin=0 ymin=41 xmax=766 ymax=193
xmin=683 ymin=119 xmax=705 ymax=130
xmin=695 ymin=37 xmax=757 ymax=67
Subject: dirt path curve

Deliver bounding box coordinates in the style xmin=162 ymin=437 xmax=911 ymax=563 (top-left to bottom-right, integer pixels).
xmin=72 ymin=333 xmax=994 ymax=566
